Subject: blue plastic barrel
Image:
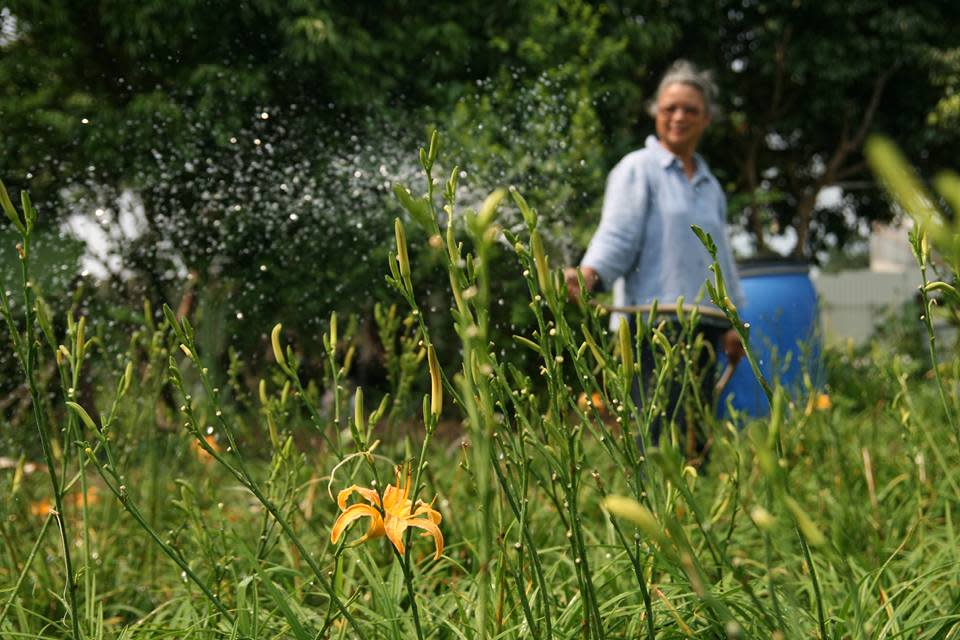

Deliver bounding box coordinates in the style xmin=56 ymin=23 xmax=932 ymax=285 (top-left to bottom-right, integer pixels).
xmin=718 ymin=259 xmax=821 ymax=418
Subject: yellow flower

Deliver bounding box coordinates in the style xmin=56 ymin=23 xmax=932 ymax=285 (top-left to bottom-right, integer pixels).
xmin=331 ymin=467 xmax=444 ymax=560
xmin=191 ymin=434 xmax=221 ymax=464
xmin=805 ymin=392 xmax=832 ymax=416
xmin=30 ymin=497 xmax=52 ymax=517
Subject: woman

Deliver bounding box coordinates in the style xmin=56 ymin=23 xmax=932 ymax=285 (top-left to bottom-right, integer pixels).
xmin=565 ymin=60 xmax=745 ymax=454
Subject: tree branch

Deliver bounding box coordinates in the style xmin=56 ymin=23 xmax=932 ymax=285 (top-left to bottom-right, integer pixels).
xmin=792 ymin=69 xmax=894 ymax=256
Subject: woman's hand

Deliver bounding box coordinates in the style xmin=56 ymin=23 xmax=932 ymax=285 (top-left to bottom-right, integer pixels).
xmin=721 ymin=328 xmax=745 ymax=365
xmin=563 ymin=266 xmax=599 ymax=301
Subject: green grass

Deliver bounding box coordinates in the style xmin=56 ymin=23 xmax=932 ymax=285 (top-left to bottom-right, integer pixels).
xmin=2 ymin=137 xmax=960 ymax=639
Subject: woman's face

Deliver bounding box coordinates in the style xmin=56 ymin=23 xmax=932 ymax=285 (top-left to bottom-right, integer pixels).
xmin=655 ymin=83 xmax=710 ymax=158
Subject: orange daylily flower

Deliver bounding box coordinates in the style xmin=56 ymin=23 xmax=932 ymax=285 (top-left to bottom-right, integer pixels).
xmin=330 ymin=467 xmax=444 ymax=560
xmin=30 ymin=497 xmax=52 ymax=517
xmin=30 ymin=486 xmax=100 ymax=517
xmin=805 ymin=392 xmax=832 ymax=416
xmin=191 ymin=434 xmax=221 ymax=463
xmin=577 ymin=391 xmax=606 ymax=415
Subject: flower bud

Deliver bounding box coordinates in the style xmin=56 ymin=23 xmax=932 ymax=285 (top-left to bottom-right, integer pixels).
xmin=66 ymin=401 xmax=97 ymax=432
xmin=395 ymin=218 xmax=412 ymax=290
xmin=428 ymin=344 xmax=443 ymax=418
xmin=531 ymin=232 xmax=550 ymax=294
xmin=121 ymin=362 xmax=134 ymax=395
xmin=271 ymin=323 xmax=287 ymax=371
xmin=618 ymin=318 xmax=634 ymax=387
xmin=750 ymin=506 xmax=777 ymax=531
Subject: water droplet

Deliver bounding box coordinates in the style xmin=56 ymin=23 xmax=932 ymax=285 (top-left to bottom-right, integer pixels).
xmin=260 ymin=112 xmax=269 ymax=120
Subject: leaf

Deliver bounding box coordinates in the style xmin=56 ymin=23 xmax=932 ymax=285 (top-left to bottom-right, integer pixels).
xmin=690 ymin=224 xmax=717 ymax=257
xmin=0 ymin=179 xmax=25 ymax=234
xmin=393 ymin=184 xmax=433 ymax=231
xmin=259 ymin=572 xmax=314 ymax=640
xmin=933 ymin=170 xmax=960 ymax=216
xmin=20 ymin=190 xmax=37 ymax=233
xmin=866 ymin=136 xmax=940 ymax=227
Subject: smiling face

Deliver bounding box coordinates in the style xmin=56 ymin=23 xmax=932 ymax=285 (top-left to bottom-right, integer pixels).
xmin=654 ymin=82 xmax=711 ymax=159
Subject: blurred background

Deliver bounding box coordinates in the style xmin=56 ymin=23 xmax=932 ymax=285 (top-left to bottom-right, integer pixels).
xmin=2 ymin=0 xmax=959 ymax=411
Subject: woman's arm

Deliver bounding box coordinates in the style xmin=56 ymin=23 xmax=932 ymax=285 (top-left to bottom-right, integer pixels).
xmin=568 ymin=156 xmax=649 ymax=300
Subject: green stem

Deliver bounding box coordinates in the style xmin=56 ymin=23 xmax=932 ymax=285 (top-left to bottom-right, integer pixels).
xmin=0 ymin=514 xmax=53 ymax=627
xmin=13 ymin=237 xmax=83 ymax=640
xmin=918 ymin=264 xmax=960 ymax=457
xmin=398 ymin=551 xmax=426 ymax=640
xmin=181 ymin=373 xmax=368 ymax=639
xmin=798 ymin=530 xmax=828 ymax=639
xmin=489 ymin=445 xmax=553 ymax=638
xmin=89 ymin=453 xmax=238 ymax=626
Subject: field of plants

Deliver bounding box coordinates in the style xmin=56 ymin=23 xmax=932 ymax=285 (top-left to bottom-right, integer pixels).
xmin=1 ymin=134 xmax=960 ymax=640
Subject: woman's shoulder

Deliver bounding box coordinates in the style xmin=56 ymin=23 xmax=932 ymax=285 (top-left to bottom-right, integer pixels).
xmin=610 ymin=147 xmax=660 ymax=178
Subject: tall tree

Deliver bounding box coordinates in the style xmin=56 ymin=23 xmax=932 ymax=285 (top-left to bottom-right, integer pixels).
xmin=663 ymin=0 xmax=960 ymax=257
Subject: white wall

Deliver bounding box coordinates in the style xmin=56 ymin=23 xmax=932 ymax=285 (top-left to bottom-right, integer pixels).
xmin=812 ymin=269 xmax=918 ymax=345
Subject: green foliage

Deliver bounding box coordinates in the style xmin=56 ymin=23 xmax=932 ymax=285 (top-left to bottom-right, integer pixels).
xmin=4 ymin=136 xmax=960 ymax=639
xmin=3 ymin=1 xmax=960 ymax=388
xmin=674 ymin=0 xmax=960 ymax=256
xmin=926 ymin=47 xmax=960 ymax=128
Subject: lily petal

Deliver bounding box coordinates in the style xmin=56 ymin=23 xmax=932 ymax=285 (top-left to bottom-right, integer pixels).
xmin=357 ymin=513 xmax=387 ymax=544
xmin=337 ymin=485 xmax=381 ymax=510
xmin=331 ymin=503 xmax=382 ymax=544
xmin=407 ymin=517 xmax=444 ymax=560
xmin=383 ymin=482 xmax=403 ymax=511
xmin=384 ymin=514 xmax=409 ymax=556
xmin=413 ymin=501 xmax=442 ymax=525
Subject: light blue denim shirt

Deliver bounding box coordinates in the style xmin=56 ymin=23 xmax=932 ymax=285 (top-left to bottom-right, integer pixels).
xmin=581 ymin=135 xmax=744 ymax=321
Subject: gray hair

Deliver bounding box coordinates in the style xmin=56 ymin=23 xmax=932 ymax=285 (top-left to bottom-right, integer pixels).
xmin=647 ymin=60 xmax=719 ymax=118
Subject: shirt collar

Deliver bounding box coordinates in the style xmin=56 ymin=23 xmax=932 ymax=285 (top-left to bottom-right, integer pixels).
xmin=644 ymin=135 xmax=711 ymax=185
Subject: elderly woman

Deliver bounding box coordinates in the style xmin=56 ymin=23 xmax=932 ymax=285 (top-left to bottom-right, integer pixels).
xmin=565 ymin=60 xmax=745 ymax=454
